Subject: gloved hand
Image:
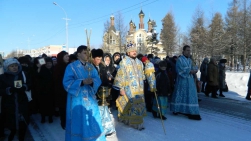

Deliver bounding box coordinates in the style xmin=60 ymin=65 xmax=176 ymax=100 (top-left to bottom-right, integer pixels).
xmin=150 ymin=88 xmax=157 ymax=93
xmin=16 ymin=86 xmax=27 ymax=93
xmin=9 ymin=87 xmax=17 ymax=93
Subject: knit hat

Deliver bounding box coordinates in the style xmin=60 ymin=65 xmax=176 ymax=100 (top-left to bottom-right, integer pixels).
xmin=3 ymin=58 xmax=20 ymax=72
xmin=126 ymin=41 xmax=137 ymax=52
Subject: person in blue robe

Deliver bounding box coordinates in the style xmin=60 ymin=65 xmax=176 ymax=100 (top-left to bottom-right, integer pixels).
xmin=170 ymin=45 xmax=201 ymax=120
xmin=63 ymin=45 xmax=106 ymax=141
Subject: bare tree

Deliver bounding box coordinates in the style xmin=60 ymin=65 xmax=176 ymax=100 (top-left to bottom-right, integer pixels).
xmin=160 ymin=11 xmax=178 ymax=56
xmin=6 ymin=50 xmax=24 ymax=58
xmin=103 ymin=20 xmax=110 ymax=34
xmin=115 ymin=11 xmax=127 ymax=53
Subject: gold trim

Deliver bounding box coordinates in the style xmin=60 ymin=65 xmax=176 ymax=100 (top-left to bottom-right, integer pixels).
xmin=144 ymin=69 xmax=155 ymax=76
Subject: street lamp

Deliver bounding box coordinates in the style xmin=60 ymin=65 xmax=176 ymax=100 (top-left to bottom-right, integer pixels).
xmin=53 ymin=2 xmax=70 ymax=52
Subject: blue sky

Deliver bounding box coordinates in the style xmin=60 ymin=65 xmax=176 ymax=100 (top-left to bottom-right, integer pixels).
xmin=0 ymin=0 xmax=232 ymax=55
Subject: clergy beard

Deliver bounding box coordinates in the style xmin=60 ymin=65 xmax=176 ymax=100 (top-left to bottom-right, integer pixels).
xmin=129 ymin=56 xmax=137 ymax=59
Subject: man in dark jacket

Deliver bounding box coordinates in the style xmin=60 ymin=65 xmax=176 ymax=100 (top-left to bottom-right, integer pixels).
xmin=218 ymin=59 xmax=227 ymax=97
xmin=246 ymin=70 xmax=251 ymax=100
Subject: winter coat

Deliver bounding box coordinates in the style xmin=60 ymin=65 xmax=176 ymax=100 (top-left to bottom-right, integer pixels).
xmin=207 ymin=62 xmax=219 ymax=86
xmin=93 ymin=63 xmax=114 ymax=88
xmin=155 ymin=70 xmax=171 ymax=96
xmin=112 ymin=52 xmax=121 ymax=77
xmin=200 ymin=61 xmax=208 ymax=82
xmin=248 ymin=70 xmax=251 ymax=87
xmin=0 ymin=72 xmax=30 ymax=129
xmin=218 ymin=63 xmax=226 ymax=89
xmin=53 ymin=52 xmax=68 ymax=109
xmin=38 ymin=65 xmax=54 ymax=115
xmin=54 ymin=64 xmax=67 ymax=108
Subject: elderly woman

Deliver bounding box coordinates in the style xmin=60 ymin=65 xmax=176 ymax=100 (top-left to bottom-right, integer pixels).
xmin=200 ymin=58 xmax=209 ymax=92
xmin=0 ymin=58 xmax=30 ymax=141
xmin=205 ymin=57 xmax=219 ymax=98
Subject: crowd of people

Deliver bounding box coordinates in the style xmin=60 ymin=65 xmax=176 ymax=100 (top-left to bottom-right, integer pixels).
xmin=0 ymin=44 xmax=250 ymax=141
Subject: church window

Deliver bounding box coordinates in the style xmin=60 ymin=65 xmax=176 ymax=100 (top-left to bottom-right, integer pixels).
xmin=137 ymin=34 xmax=144 ymax=46
xmin=110 ymin=35 xmax=116 ymax=44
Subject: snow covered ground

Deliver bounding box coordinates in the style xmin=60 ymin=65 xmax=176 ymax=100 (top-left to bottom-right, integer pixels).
xmin=5 ymin=72 xmax=251 ymax=141
xmin=27 ymin=107 xmax=251 ymax=141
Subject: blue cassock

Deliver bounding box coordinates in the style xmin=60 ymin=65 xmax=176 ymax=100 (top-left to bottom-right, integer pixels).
xmin=63 ymin=60 xmax=106 ymax=141
xmin=170 ymin=55 xmax=200 ymax=115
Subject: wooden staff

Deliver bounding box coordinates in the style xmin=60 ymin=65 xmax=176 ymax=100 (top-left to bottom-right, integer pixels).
xmin=154 ymin=91 xmax=166 ymax=135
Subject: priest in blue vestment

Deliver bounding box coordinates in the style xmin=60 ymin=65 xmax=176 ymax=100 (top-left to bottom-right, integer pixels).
xmin=113 ymin=41 xmax=156 ymax=130
xmin=170 ymin=45 xmax=201 ymax=120
xmin=63 ymin=45 xmax=106 ymax=141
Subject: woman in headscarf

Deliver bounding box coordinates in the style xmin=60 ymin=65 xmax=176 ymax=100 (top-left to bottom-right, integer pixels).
xmin=0 ymin=58 xmax=30 ymax=141
xmin=30 ymin=57 xmax=42 ymax=114
xmin=200 ymin=58 xmax=209 ymax=93
xmin=53 ymin=51 xmax=69 ymax=129
xmin=101 ymin=53 xmax=115 ymax=87
xmin=38 ymin=57 xmax=55 ymax=123
xmin=98 ymin=53 xmax=116 ymax=136
xmin=110 ymin=52 xmax=121 ymax=108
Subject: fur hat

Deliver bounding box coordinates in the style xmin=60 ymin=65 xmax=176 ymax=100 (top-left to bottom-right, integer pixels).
xmin=18 ymin=56 xmax=30 ymax=65
xmin=220 ymin=59 xmax=227 ymax=63
xmin=91 ymin=49 xmax=103 ymax=58
xmin=147 ymin=54 xmax=154 ymax=59
xmin=126 ymin=41 xmax=137 ymax=52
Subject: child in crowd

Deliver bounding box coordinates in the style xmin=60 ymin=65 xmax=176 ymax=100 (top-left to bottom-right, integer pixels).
xmin=152 ymin=61 xmax=171 ymax=120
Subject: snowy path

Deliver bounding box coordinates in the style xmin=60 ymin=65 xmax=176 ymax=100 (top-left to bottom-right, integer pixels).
xmin=26 ymin=107 xmax=251 ymax=141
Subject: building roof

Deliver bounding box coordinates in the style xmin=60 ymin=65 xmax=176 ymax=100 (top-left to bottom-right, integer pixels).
xmin=108 ymin=25 xmax=116 ymax=32
xmin=148 ymin=19 xmax=152 ymax=23
xmin=129 ymin=20 xmax=133 ymax=24
xmin=139 ymin=10 xmax=145 ymax=16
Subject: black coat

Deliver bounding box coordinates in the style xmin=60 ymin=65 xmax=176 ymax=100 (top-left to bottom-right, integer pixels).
xmin=38 ymin=66 xmax=54 ymax=115
xmin=93 ymin=63 xmax=115 ymax=87
xmin=155 ymin=70 xmax=171 ymax=96
xmin=248 ymin=71 xmax=251 ymax=87
xmin=0 ymin=72 xmax=30 ymax=129
xmin=218 ymin=64 xmax=226 ymax=89
xmin=53 ymin=63 xmax=67 ymax=109
xmin=200 ymin=62 xmax=208 ymax=82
